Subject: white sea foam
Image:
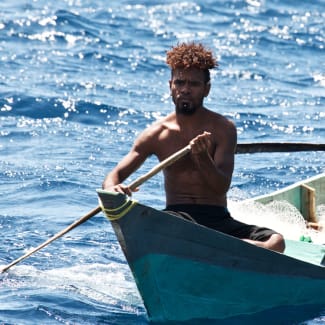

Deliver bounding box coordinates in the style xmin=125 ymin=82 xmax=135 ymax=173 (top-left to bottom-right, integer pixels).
xmin=229 ymin=200 xmax=325 ymax=244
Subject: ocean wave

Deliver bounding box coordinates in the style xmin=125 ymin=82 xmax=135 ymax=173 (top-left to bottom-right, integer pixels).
xmin=0 ymin=95 xmax=136 ymax=124
xmin=1 ymin=1 xmax=325 ymax=324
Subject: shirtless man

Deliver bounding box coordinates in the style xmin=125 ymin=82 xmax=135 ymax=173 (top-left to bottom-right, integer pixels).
xmin=102 ymin=42 xmax=285 ymax=253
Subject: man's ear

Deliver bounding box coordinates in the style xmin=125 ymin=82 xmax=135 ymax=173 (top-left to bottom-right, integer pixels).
xmin=169 ymin=80 xmax=172 ymax=96
xmin=204 ymin=81 xmax=211 ymax=97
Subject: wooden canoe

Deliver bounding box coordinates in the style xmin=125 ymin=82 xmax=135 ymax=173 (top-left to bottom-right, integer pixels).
xmin=97 ymin=174 xmax=325 ymax=324
xmin=249 ymin=172 xmax=325 ymax=226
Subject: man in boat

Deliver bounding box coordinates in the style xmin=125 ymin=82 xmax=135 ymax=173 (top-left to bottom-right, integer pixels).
xmin=102 ymin=42 xmax=285 ymax=253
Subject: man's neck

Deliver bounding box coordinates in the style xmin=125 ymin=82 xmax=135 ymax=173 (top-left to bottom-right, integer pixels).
xmin=175 ymin=106 xmax=206 ymax=124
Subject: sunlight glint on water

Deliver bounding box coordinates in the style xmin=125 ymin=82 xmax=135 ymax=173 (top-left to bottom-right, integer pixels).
xmin=0 ymin=0 xmax=324 ymax=324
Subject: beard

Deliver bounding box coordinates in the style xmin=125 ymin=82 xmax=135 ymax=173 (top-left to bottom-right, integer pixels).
xmin=175 ymin=99 xmax=198 ymax=115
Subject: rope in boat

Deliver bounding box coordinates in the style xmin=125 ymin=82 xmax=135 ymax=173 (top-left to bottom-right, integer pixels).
xmin=99 ymin=198 xmax=138 ymax=221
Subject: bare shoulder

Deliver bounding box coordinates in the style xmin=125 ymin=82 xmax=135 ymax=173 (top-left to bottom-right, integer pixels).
xmin=140 ymin=113 xmax=174 ymax=138
xmin=133 ymin=113 xmax=175 ymax=153
xmin=205 ymin=109 xmax=236 ymax=133
xmin=203 ymin=109 xmax=237 ymax=153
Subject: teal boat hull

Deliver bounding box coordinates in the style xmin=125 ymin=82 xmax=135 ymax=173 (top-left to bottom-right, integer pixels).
xmin=97 ymin=187 xmax=325 ymax=323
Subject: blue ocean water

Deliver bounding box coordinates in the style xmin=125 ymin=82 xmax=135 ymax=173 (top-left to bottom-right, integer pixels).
xmin=0 ymin=0 xmax=324 ymax=324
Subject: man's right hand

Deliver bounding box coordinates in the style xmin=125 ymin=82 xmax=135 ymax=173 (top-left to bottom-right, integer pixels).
xmin=105 ymin=183 xmax=138 ymax=196
xmin=189 ymin=131 xmax=212 ymax=155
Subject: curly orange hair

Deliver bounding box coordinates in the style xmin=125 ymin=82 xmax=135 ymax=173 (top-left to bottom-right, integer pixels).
xmin=166 ymin=42 xmax=218 ymax=70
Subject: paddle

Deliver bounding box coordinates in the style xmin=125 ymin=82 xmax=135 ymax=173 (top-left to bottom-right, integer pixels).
xmin=1 ymin=206 xmax=102 ymax=273
xmin=1 ymin=144 xmax=191 ymax=273
xmin=236 ymin=142 xmax=325 ymax=154
xmin=2 ymin=141 xmax=323 ymax=272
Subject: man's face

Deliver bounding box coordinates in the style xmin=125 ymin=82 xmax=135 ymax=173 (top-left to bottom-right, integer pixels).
xmin=169 ymin=68 xmax=210 ymax=115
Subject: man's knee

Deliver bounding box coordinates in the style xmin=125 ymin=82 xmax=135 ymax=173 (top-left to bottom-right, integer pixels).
xmin=269 ymin=233 xmax=285 ymax=253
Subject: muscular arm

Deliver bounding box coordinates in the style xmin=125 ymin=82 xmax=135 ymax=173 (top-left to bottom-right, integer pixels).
xmin=102 ymin=150 xmax=144 ymax=194
xmin=102 ymin=131 xmax=153 ymax=195
xmin=190 ymin=122 xmax=237 ymax=196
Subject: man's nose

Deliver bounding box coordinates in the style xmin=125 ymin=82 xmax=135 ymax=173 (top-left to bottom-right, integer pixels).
xmin=181 ymin=81 xmax=190 ymax=93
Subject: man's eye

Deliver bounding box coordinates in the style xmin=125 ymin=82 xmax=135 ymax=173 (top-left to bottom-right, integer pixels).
xmin=174 ymin=80 xmax=185 ymax=86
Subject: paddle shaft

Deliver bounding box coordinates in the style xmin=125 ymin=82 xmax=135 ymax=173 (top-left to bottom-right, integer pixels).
xmin=2 ymin=142 xmax=322 ymax=272
xmin=1 ymin=206 xmax=101 ymax=273
xmin=236 ymin=142 xmax=325 ymax=154
xmin=128 ymin=144 xmax=191 ymax=190
xmin=1 ymin=144 xmax=191 ymax=273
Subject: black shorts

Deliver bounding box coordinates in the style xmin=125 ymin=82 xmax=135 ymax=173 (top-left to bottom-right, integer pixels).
xmin=164 ymin=204 xmax=279 ymax=242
